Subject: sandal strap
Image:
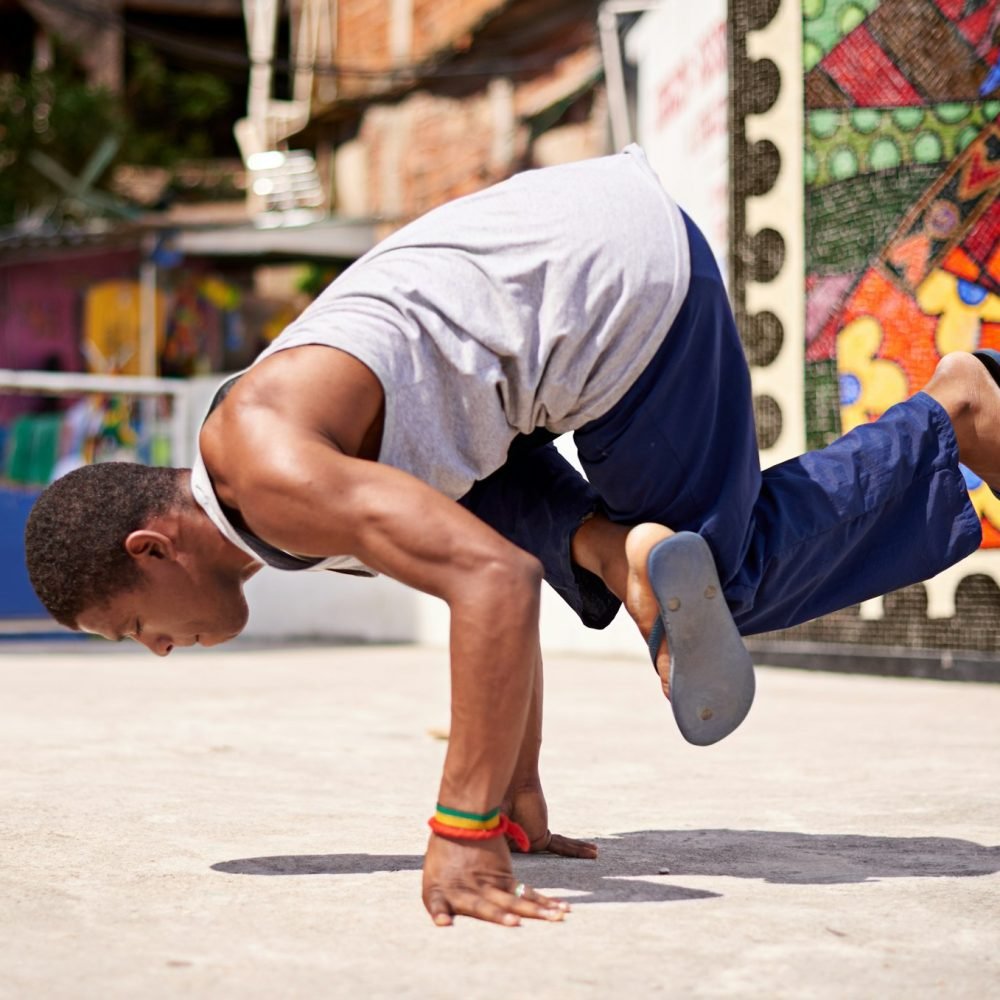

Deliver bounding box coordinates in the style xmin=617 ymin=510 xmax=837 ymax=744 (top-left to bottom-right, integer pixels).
xmin=647 ymin=616 xmax=665 ymax=669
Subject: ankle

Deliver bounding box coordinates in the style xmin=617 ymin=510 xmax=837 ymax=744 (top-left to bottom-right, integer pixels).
xmin=924 ymin=352 xmax=980 ymax=455
xmin=571 ymin=515 xmax=629 ymax=600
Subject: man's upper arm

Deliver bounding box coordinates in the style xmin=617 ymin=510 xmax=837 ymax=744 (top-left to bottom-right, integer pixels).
xmin=230 ymin=430 xmax=539 ymax=605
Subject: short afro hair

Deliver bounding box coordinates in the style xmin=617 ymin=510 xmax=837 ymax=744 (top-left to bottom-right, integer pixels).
xmin=25 ymin=462 xmax=189 ymax=628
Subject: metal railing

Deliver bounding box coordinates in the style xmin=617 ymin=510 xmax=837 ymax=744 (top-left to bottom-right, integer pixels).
xmin=0 ymin=369 xmax=193 ymax=468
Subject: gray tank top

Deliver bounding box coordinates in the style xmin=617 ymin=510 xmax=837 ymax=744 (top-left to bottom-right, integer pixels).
xmin=253 ymin=144 xmax=690 ymax=500
xmin=191 ymin=145 xmax=690 ymax=574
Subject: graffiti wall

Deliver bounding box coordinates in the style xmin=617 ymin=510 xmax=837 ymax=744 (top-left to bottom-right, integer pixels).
xmin=732 ymin=0 xmax=1000 ymax=653
xmin=804 ymin=1 xmax=1000 ymax=517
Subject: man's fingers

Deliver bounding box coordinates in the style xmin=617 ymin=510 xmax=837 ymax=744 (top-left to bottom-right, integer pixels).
xmin=446 ymin=887 xmax=524 ymax=926
xmin=517 ymin=828 xmax=598 ymax=858
xmin=428 ymin=886 xmax=513 ymax=927
xmin=545 ymin=833 xmax=599 ymax=859
xmin=482 ymin=884 xmax=567 ymax=922
xmin=424 ymin=888 xmax=454 ymax=927
xmin=426 ymin=884 xmax=569 ymax=927
xmin=519 ymin=885 xmax=571 ymax=912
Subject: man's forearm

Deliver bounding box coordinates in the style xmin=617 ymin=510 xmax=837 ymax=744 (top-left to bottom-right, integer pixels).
xmin=506 ymin=649 xmax=543 ymax=793
xmin=436 ymin=562 xmax=542 ymax=815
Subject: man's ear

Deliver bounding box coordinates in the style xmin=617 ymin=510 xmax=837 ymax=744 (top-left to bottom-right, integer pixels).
xmin=124 ymin=529 xmax=177 ymax=561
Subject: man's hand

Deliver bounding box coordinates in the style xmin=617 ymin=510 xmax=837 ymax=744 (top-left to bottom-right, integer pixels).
xmin=422 ymin=833 xmax=570 ymax=927
xmin=503 ymin=783 xmax=598 ymax=859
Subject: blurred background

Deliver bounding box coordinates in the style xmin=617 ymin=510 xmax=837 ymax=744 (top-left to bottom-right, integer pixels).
xmin=0 ymin=0 xmax=998 ymax=680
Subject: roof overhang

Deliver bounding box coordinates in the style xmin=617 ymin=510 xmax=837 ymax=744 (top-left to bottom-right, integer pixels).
xmin=0 ymin=216 xmax=378 ymax=266
xmin=171 ymin=217 xmax=378 ymax=261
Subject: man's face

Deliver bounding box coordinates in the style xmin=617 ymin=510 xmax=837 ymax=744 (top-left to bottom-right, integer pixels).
xmin=76 ymin=557 xmax=250 ymax=656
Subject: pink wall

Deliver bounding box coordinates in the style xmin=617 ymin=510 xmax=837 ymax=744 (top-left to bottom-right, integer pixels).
xmin=0 ymin=248 xmax=139 ymax=421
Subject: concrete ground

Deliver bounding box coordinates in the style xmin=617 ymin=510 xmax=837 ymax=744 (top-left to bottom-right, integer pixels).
xmin=2 ymin=641 xmax=998 ymax=999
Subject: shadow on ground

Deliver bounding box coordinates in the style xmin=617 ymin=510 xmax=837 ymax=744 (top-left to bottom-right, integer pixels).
xmin=212 ymin=829 xmax=1000 ymax=905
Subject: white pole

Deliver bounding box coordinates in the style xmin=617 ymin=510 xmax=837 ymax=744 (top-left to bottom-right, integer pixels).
xmin=598 ymin=5 xmax=631 ymax=152
xmin=170 ymin=387 xmax=191 ymax=468
xmin=139 ymin=234 xmax=157 ymax=377
xmin=0 ymin=369 xmax=196 ymax=468
xmin=244 ymin=0 xmax=280 ymax=146
xmin=598 ymin=1 xmax=667 ymax=151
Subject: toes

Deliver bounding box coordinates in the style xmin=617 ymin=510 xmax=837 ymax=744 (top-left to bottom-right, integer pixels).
xmin=623 ymin=523 xmax=675 ymax=700
xmin=624 ymin=523 xmax=675 ymax=638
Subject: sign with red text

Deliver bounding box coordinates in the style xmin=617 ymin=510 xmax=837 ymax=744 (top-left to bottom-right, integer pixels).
xmin=627 ymin=3 xmax=730 ymax=284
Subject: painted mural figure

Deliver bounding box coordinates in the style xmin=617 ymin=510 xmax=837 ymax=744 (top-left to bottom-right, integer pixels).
xmin=23 ymin=144 xmax=1000 ymax=926
xmin=804 ymin=0 xmax=1000 ymax=537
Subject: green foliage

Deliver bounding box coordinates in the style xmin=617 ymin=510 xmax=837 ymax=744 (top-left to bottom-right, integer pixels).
xmin=0 ymin=61 xmax=121 ymax=224
xmin=122 ymin=43 xmax=232 ymax=166
xmin=296 ymin=263 xmax=341 ymax=297
xmin=0 ymin=43 xmax=235 ymax=226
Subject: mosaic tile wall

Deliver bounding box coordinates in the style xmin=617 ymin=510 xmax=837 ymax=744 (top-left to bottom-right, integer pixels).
xmin=731 ymin=0 xmax=1000 ymax=652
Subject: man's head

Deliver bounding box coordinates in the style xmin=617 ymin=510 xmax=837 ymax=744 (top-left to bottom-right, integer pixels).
xmin=26 ymin=462 xmax=253 ymax=654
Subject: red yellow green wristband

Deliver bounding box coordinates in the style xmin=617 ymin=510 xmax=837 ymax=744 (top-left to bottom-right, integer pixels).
xmin=428 ymin=804 xmax=531 ymax=852
xmin=433 ymin=804 xmax=501 ymax=831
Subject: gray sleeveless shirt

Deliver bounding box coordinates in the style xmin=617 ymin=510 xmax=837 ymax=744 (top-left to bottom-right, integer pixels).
xmin=191 ymin=145 xmax=690 ymax=573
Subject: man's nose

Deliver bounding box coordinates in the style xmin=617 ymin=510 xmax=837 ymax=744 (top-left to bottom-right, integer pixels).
xmin=135 ymin=633 xmax=173 ymax=657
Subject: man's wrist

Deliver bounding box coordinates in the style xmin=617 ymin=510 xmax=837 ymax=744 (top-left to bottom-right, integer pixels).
xmin=432 ymin=803 xmax=502 ymax=831
xmin=437 ymin=764 xmax=510 ymax=817
xmin=428 ymin=804 xmax=531 ymax=852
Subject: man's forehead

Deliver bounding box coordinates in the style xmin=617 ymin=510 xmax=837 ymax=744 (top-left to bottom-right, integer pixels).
xmin=77 ymin=602 xmax=129 ymax=641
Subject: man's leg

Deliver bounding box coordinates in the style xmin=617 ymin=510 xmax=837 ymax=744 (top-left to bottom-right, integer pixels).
xmin=465 ymin=213 xmax=997 ymax=667
xmin=573 ymin=211 xmax=763 ymax=620
xmin=733 ymin=350 xmax=1000 ymax=632
xmin=572 ymin=214 xmax=989 ymax=640
xmin=722 ymin=383 xmax=982 ymax=633
xmin=458 ymin=440 xmax=621 ymax=630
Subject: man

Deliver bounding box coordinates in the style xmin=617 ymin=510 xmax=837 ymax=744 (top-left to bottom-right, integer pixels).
xmin=25 ymin=146 xmax=1000 ymax=928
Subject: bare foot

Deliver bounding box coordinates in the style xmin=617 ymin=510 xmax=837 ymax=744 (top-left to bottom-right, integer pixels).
xmin=925 ymin=352 xmax=1000 ymax=487
xmin=624 ymin=523 xmax=674 ymax=699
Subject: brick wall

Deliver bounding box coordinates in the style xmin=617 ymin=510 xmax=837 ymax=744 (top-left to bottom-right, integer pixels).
xmin=334 ymin=0 xmax=506 ymax=99
xmin=411 ymin=0 xmax=502 ymax=59
xmin=356 ymin=90 xmax=507 ymax=224
xmin=326 ymin=0 xmax=607 ymax=227
xmin=335 ymin=0 xmax=392 ymax=96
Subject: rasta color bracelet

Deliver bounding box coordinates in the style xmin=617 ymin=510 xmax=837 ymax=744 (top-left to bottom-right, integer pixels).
xmin=428 ymin=804 xmax=531 ymax=852
xmin=434 ymin=804 xmax=501 ymax=830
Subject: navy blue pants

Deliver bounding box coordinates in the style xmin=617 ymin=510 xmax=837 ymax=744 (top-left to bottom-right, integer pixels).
xmin=460 ymin=214 xmax=982 ymax=634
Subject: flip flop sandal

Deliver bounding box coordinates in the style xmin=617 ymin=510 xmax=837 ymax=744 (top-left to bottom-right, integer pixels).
xmin=646 ymin=531 xmax=756 ymax=746
xmin=973 ymin=349 xmax=1000 ymax=501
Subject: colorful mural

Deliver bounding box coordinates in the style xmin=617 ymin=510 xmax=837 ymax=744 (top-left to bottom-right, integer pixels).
xmin=803 ymin=0 xmax=1000 ymax=545
xmin=730 ymin=0 xmax=1000 ymax=651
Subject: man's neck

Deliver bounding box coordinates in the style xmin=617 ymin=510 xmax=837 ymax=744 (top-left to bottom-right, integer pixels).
xmin=179 ymin=470 xmax=262 ymax=583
